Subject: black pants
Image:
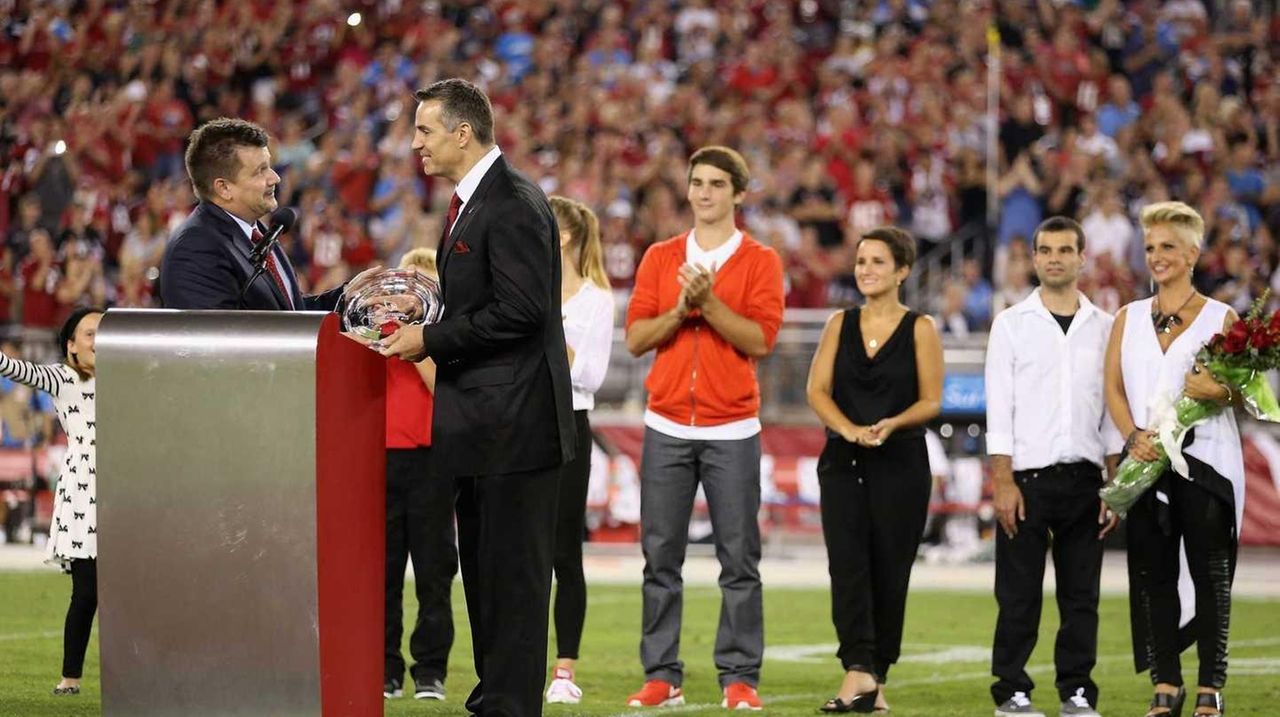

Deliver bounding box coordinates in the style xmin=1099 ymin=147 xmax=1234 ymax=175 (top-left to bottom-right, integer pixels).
xmin=1127 ymin=474 xmax=1234 ymax=689
xmin=552 ymin=410 xmax=592 ymax=659
xmin=991 ymin=462 xmax=1103 ymax=706
xmin=457 ymin=466 xmax=559 ymax=717
xmin=385 ymin=447 xmax=457 ymax=686
xmin=62 ymin=558 xmax=97 ymax=679
xmin=818 ymin=436 xmax=931 ymax=682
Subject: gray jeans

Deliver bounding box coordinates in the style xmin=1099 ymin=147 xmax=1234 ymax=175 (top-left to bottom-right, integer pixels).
xmin=639 ymin=428 xmax=763 ymax=688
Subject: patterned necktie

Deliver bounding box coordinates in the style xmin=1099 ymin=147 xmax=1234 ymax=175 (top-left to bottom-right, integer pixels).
xmin=251 ymin=226 xmax=294 ymax=309
xmin=442 ymin=192 xmax=462 ymax=247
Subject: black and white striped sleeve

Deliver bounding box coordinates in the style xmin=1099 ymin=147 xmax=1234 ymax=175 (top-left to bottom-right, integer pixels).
xmin=0 ymin=351 xmax=65 ymax=397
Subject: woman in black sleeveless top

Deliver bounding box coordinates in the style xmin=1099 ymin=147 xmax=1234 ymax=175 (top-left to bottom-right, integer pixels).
xmin=806 ymin=227 xmax=944 ymax=713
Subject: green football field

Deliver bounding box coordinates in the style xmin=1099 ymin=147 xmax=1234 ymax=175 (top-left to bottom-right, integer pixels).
xmin=1 ymin=572 xmax=1277 ymax=716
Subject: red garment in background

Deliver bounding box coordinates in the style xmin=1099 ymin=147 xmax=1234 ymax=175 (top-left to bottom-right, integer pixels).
xmin=386 ymin=358 xmax=433 ymax=449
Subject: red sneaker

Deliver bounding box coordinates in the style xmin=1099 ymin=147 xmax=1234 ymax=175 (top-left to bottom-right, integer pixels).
xmin=722 ymin=682 xmax=762 ymax=710
xmin=626 ymin=679 xmax=685 ymax=707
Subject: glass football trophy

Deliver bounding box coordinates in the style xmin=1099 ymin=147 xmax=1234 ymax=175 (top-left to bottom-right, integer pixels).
xmin=340 ymin=268 xmax=443 ymax=347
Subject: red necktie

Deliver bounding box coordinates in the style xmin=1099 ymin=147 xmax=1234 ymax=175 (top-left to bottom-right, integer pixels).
xmin=442 ymin=192 xmax=462 ymax=246
xmin=251 ymin=226 xmax=294 ymax=309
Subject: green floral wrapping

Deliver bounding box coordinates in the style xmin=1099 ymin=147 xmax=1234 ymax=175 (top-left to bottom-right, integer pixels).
xmin=1099 ymin=362 xmax=1280 ymax=517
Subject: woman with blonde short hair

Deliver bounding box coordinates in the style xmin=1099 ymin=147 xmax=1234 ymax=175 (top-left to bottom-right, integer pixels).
xmin=1102 ymin=201 xmax=1240 ymax=717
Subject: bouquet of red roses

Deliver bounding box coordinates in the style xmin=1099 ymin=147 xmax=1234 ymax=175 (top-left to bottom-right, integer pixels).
xmin=1101 ymin=292 xmax=1280 ymax=516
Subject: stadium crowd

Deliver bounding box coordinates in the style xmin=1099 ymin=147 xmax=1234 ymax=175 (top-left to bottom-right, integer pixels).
xmin=0 ymin=0 xmax=1275 ymax=444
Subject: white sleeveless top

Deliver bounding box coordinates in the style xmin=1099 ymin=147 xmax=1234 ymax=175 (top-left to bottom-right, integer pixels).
xmin=1119 ymin=297 xmax=1245 ymax=520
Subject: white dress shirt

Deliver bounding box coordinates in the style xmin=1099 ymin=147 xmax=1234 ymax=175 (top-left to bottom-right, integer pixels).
xmin=985 ymin=288 xmax=1123 ymax=470
xmin=563 ymin=281 xmax=614 ymax=410
xmin=453 ymin=145 xmax=503 ymax=211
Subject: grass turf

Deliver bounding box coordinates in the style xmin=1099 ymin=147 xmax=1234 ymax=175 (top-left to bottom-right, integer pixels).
xmin=1 ymin=572 xmax=1277 ymax=716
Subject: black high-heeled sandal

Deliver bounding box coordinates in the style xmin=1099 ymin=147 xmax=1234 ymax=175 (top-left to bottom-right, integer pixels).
xmin=1193 ymin=692 xmax=1223 ymax=716
xmin=818 ymin=688 xmax=878 ymax=714
xmin=1145 ymin=687 xmax=1186 ymax=717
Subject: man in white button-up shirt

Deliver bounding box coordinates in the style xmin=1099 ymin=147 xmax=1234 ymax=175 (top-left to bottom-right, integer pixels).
xmin=985 ymin=217 xmax=1123 ymax=717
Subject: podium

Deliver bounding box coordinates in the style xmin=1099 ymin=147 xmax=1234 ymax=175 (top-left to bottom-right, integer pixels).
xmin=95 ymin=310 xmax=386 ymax=717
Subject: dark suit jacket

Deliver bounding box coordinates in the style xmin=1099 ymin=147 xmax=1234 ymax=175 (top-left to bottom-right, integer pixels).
xmin=159 ymin=202 xmax=343 ymax=311
xmin=423 ymin=155 xmax=576 ymax=478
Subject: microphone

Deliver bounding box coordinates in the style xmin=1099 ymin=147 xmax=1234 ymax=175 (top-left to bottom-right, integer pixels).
xmin=238 ymin=207 xmax=299 ymax=308
xmin=251 ymin=207 xmax=298 ymax=265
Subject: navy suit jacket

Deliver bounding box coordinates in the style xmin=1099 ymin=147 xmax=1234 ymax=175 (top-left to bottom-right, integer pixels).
xmin=159 ymin=202 xmax=343 ymax=311
xmin=423 ymin=155 xmax=576 ymax=478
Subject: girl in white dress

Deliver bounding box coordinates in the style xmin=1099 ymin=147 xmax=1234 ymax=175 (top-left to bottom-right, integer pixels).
xmin=544 ymin=197 xmax=614 ymax=705
xmin=0 ymin=307 xmax=103 ymax=696
xmin=1103 ymin=203 xmax=1237 ymax=717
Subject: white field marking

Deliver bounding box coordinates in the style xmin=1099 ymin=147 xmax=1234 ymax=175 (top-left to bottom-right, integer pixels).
xmin=1229 ymin=658 xmax=1280 ymax=675
xmin=0 ymin=630 xmax=60 ymax=641
xmin=767 ymin=637 xmax=1280 ymax=669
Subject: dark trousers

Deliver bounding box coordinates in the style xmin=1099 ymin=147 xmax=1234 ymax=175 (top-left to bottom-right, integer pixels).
xmin=457 ymin=466 xmax=559 ymax=717
xmin=1127 ymin=475 xmax=1234 ymax=689
xmin=385 ymin=447 xmax=457 ymax=686
xmin=817 ymin=436 xmax=931 ymax=682
xmin=552 ymin=411 xmax=592 ymax=659
xmin=991 ymin=462 xmax=1103 ymax=706
xmin=62 ymin=558 xmax=97 ymax=679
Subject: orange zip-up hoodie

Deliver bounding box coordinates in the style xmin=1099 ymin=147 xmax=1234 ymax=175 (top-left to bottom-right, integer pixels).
xmin=625 ymin=231 xmax=785 ymax=426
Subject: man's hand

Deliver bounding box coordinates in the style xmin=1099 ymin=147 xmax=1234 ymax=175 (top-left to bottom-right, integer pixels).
xmin=1098 ymin=500 xmax=1119 ymax=539
xmin=377 ymin=323 xmax=428 ymax=362
xmin=993 ymin=479 xmax=1026 ymax=538
xmin=677 ymin=263 xmax=715 ymax=308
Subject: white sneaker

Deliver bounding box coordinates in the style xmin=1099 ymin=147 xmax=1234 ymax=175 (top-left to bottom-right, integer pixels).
xmin=995 ymin=691 xmax=1046 ymax=717
xmin=1060 ymin=688 xmax=1101 ymax=716
xmin=546 ymin=668 xmax=582 ymax=705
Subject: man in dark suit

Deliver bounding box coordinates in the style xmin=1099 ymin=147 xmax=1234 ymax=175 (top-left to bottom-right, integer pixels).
xmin=159 ymin=118 xmax=354 ymax=311
xmin=379 ymin=78 xmax=575 ymax=717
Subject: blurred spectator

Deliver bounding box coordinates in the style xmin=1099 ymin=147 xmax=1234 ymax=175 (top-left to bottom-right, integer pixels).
xmin=1080 ymin=188 xmax=1137 ymax=271
xmin=0 ymin=338 xmax=54 ymax=448
xmin=113 ymin=256 xmax=155 ymax=309
xmin=938 ymin=279 xmax=970 ymax=338
xmin=789 ymin=157 xmax=844 ymax=250
xmin=1097 ymin=75 xmax=1142 ymax=138
xmin=994 ymin=239 xmax=1035 ymax=314
xmin=18 ymin=229 xmax=59 ymax=360
xmin=960 ymin=258 xmax=994 ymax=329
xmin=6 ymin=194 xmax=43 ymax=268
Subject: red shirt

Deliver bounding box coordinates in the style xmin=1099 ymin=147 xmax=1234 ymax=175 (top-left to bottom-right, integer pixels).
xmin=386 ymin=358 xmax=433 ymax=449
xmin=19 ymin=260 xmax=59 ymax=329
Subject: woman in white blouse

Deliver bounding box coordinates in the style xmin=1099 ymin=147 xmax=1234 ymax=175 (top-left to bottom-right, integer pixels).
xmin=0 ymin=307 xmax=103 ymax=697
xmin=544 ymin=196 xmax=614 ymax=705
xmin=1103 ymin=202 xmax=1239 ymax=717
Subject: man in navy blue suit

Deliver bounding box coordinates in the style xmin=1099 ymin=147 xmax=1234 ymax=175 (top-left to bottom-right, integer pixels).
xmin=160 ymin=118 xmax=367 ymax=311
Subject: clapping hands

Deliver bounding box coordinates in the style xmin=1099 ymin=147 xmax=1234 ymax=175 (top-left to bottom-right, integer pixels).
xmin=677 ymin=263 xmax=715 ymax=309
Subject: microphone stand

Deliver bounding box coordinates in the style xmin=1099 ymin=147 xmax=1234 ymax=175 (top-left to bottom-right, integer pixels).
xmin=236 ymin=233 xmax=281 ymax=309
